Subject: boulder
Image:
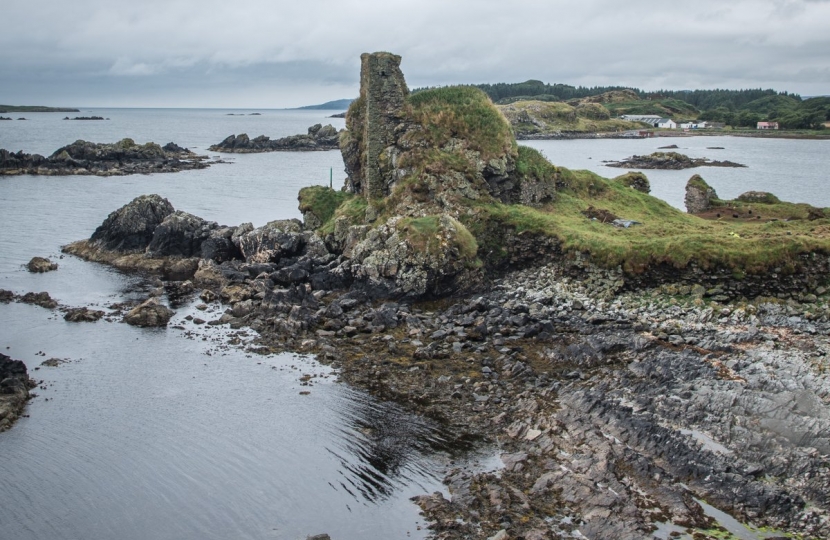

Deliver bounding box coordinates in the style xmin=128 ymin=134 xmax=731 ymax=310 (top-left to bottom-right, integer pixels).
xmin=123 ymin=298 xmax=174 ymax=327
xmin=147 ymin=211 xmax=218 ymax=258
xmin=27 ymin=256 xmax=58 ymax=273
xmin=64 ymin=307 xmax=105 ymax=322
xmin=350 ymin=214 xmax=479 ymax=298
xmin=90 ymin=194 xmax=175 ymax=252
xmin=234 ymin=219 xmax=305 ymax=263
xmin=201 ymin=227 xmax=242 ymax=263
xmin=685 ymin=175 xmax=718 ymax=214
xmin=20 ymin=291 xmax=58 ymax=309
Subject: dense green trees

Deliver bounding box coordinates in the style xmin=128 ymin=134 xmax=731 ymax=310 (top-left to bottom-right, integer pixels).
xmin=412 ymin=81 xmax=829 ymax=130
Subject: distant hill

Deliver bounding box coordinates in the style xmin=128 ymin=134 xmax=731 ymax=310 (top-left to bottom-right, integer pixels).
xmin=296 ymin=99 xmax=353 ymax=111
xmin=0 ymin=105 xmax=80 ymax=113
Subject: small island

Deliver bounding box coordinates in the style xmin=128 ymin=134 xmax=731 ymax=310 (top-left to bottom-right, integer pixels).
xmin=209 ymin=123 xmax=341 ymax=153
xmin=0 ymin=138 xmax=217 ymax=176
xmin=0 ymin=105 xmax=80 ymax=113
xmin=63 ymin=116 xmax=107 ymax=121
xmin=604 ymin=151 xmax=746 ymax=169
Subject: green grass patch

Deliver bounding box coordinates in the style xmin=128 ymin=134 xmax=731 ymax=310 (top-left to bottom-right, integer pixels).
xmin=298 ymin=186 xmax=353 ymax=229
xmin=396 ymin=215 xmax=479 ymax=263
xmin=317 ymin=194 xmax=367 ymax=236
xmin=406 ymin=86 xmax=515 ymax=162
xmin=465 ymin=166 xmax=830 ymax=274
xmin=515 ymin=146 xmax=558 ymax=182
xmin=499 ymin=100 xmax=643 ymax=134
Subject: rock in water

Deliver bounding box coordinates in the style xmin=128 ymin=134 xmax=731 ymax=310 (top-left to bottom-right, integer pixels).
xmin=123 ymin=298 xmax=174 ymax=327
xmin=90 ymin=194 xmax=175 ymax=252
xmin=63 ymin=307 xmax=105 ymax=322
xmin=0 ymin=353 xmax=35 ymax=432
xmin=208 ymin=124 xmax=342 ymax=153
xmin=26 ymin=256 xmax=58 ymax=273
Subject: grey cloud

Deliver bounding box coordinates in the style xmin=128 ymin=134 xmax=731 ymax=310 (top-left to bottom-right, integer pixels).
xmin=1 ymin=0 xmax=828 ymax=106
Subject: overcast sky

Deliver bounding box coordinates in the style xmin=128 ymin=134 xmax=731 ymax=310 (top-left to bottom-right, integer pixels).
xmin=2 ymin=0 xmax=828 ymax=108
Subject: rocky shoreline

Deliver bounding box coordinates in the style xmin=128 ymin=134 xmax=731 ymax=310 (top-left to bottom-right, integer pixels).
xmin=56 ymin=189 xmax=830 ymax=539
xmin=0 ymin=353 xmax=36 ymax=432
xmin=43 ymin=51 xmax=830 ymax=539
xmin=209 ymin=123 xmax=342 ymax=153
xmin=0 ymin=138 xmax=217 ymax=177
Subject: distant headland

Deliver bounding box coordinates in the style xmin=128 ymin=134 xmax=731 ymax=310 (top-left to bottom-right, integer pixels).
xmin=0 ymin=105 xmax=80 ymax=113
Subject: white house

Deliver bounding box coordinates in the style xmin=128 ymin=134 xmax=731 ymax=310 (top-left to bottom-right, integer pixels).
xmin=656 ymin=118 xmax=677 ymax=129
xmin=620 ymin=114 xmax=663 ymax=124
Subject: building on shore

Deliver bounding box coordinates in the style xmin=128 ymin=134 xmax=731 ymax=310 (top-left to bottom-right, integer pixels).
xmin=757 ymin=121 xmax=779 ymax=130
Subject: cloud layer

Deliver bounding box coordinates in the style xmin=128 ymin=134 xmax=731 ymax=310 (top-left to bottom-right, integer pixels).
xmin=2 ymin=0 xmax=828 ymax=107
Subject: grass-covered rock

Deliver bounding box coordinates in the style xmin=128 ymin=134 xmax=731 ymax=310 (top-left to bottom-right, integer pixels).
xmin=323 ymin=52 xmax=830 ymax=298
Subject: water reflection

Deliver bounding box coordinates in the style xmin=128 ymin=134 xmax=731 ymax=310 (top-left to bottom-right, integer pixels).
xmin=325 ymin=389 xmax=458 ymax=503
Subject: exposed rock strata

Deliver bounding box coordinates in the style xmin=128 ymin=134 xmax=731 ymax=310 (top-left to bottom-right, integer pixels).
xmin=0 ymin=353 xmax=35 ymax=432
xmin=209 ymin=124 xmax=341 ymax=153
xmin=0 ymin=138 xmax=214 ymax=176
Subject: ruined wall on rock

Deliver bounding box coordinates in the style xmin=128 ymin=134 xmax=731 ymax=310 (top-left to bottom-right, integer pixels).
xmin=341 ymin=52 xmax=409 ymax=200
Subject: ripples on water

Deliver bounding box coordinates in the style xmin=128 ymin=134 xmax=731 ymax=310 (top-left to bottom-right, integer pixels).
xmin=0 ymin=109 xmax=477 ymax=540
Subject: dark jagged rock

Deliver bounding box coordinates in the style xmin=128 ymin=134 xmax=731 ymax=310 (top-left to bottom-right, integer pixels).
xmin=606 ymin=151 xmax=746 ymax=169
xmin=147 ymin=211 xmax=218 ymax=258
xmin=0 ymin=353 xmax=35 ymax=432
xmin=63 ymin=307 xmax=105 ymax=322
xmin=20 ymin=291 xmax=57 ymax=309
xmin=63 ymin=116 xmax=106 ymax=121
xmin=26 ymin=256 xmax=58 ymax=273
xmin=91 ymin=194 xmax=175 ymax=252
xmin=0 ymin=138 xmax=213 ymax=176
xmin=208 ymin=124 xmax=342 ymax=153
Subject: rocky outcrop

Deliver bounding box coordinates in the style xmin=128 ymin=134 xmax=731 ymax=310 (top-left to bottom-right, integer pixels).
xmin=147 ymin=211 xmax=218 ymax=258
xmin=209 ymin=124 xmax=341 ymax=153
xmin=685 ymin=174 xmax=719 ymax=213
xmin=26 ymin=256 xmax=58 ymax=273
xmin=0 ymin=139 xmax=214 ymax=176
xmin=123 ymin=298 xmax=174 ymax=327
xmin=90 ymin=194 xmax=175 ymax=252
xmin=612 ymin=171 xmax=650 ymax=193
xmin=605 ymin=151 xmax=746 ymax=169
xmin=0 ymin=353 xmax=35 ymax=432
xmin=63 ymin=307 xmax=105 ymax=322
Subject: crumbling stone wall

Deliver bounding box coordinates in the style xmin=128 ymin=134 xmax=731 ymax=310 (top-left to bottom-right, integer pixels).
xmin=342 ymin=52 xmax=410 ymax=201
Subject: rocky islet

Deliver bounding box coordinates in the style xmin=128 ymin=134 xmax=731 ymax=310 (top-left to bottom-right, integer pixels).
xmin=209 ymin=123 xmax=342 ymax=153
xmin=0 ymin=138 xmax=215 ymax=177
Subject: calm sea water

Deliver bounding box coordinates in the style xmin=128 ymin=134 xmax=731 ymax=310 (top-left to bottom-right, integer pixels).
xmin=0 ymin=109 xmax=492 ymax=540
xmin=524 ymin=136 xmax=830 ymax=210
xmin=1 ymin=110 xmax=828 ymax=540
